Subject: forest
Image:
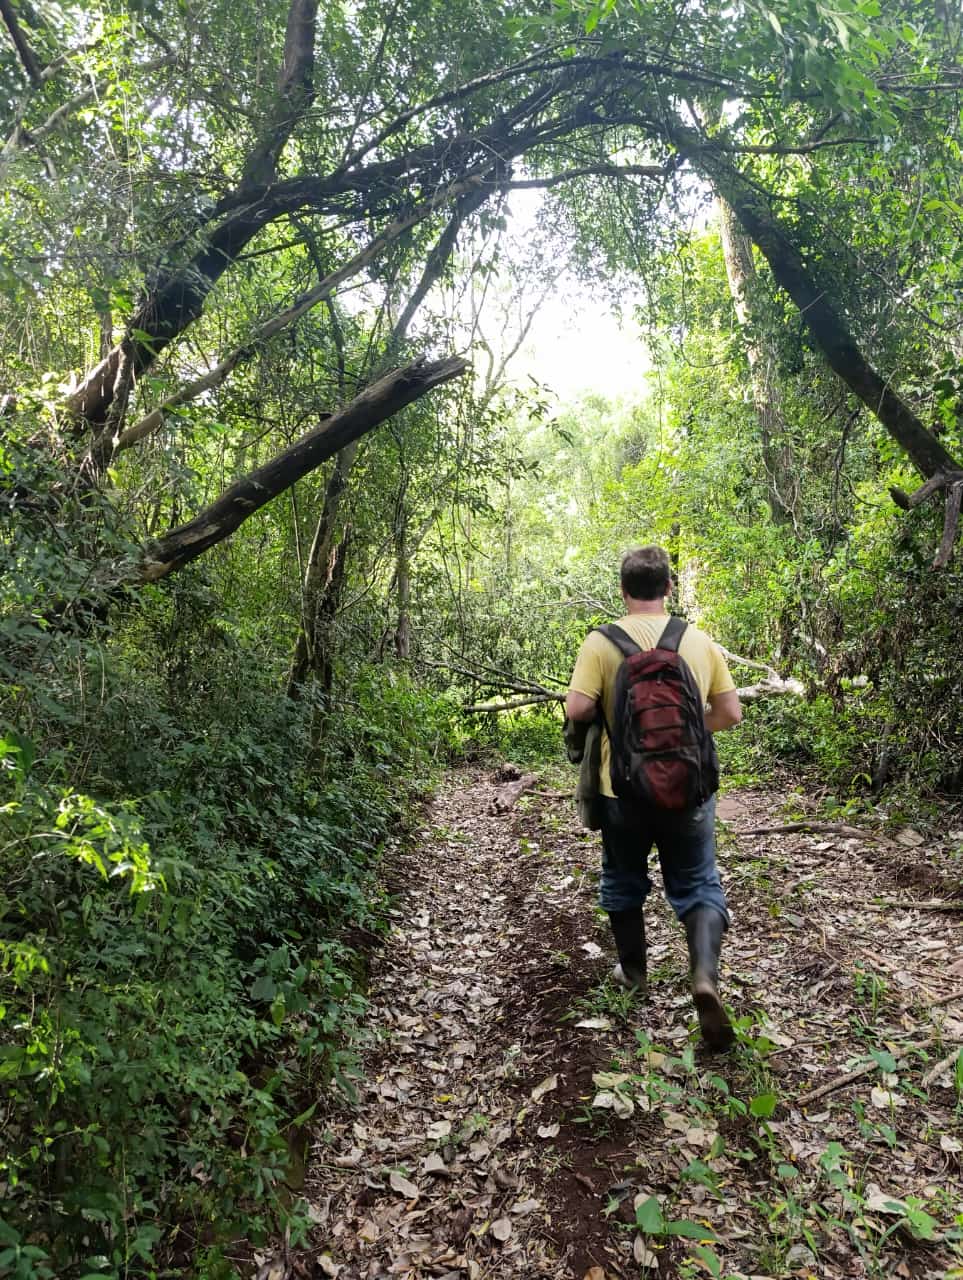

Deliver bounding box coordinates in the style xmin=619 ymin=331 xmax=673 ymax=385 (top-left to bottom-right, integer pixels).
xmin=1 ymin=0 xmax=962 ymax=1276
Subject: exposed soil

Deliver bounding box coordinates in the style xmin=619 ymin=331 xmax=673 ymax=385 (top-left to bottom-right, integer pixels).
xmin=270 ymin=768 xmax=963 ymax=1280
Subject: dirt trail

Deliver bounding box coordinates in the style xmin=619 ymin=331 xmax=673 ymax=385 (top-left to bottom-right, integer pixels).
xmin=285 ymin=768 xmax=963 ymax=1280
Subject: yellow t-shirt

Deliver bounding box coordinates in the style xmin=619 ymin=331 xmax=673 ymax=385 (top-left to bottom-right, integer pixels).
xmin=568 ymin=613 xmax=736 ymax=798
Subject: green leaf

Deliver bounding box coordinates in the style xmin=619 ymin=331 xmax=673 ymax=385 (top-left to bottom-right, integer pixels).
xmin=666 ymin=1218 xmax=718 ymax=1240
xmin=250 ymin=974 xmax=277 ymax=1001
xmin=691 ymin=1243 xmax=723 ymax=1276
xmin=869 ymin=1048 xmax=897 ymax=1073
xmin=749 ymin=1091 xmax=778 ymax=1118
xmin=635 ymin=1196 xmax=666 ymax=1233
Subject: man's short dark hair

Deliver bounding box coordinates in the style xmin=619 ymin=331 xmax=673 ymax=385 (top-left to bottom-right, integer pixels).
xmin=621 ymin=545 xmax=671 ymax=600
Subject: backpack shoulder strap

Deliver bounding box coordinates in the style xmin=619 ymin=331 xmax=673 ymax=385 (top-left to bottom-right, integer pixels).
xmin=657 ymin=615 xmax=688 ymax=653
xmin=595 ymin=622 xmax=642 ymax=659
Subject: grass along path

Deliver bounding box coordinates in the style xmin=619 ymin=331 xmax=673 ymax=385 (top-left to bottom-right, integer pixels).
xmin=278 ymin=766 xmax=963 ymax=1280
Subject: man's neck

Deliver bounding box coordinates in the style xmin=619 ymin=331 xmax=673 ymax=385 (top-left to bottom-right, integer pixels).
xmin=623 ymin=596 xmax=669 ymax=616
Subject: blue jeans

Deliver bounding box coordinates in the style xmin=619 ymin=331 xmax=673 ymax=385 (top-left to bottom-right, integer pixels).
xmin=597 ymin=794 xmax=729 ymax=925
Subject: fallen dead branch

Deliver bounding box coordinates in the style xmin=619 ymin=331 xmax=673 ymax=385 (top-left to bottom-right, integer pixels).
xmin=800 ymin=1059 xmax=880 ymax=1104
xmin=720 ymin=647 xmax=805 ymax=701
xmin=924 ymin=986 xmax=963 ymax=1009
xmin=739 ymin=821 xmax=886 ymax=840
xmin=488 ymin=773 xmax=537 ymax=814
xmin=865 ymin=898 xmax=963 ymax=913
xmin=464 ymin=693 xmax=564 ymax=713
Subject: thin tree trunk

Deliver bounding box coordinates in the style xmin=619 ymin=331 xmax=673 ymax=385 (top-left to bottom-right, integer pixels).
xmin=318 ymin=534 xmax=348 ymax=697
xmin=285 ymin=190 xmax=484 ymax=694
xmin=394 ymin=502 xmax=411 ymax=659
xmin=718 ymin=197 xmax=799 ymax=527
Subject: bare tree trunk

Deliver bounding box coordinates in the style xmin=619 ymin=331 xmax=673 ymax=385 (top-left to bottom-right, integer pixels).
xmin=307 ymin=532 xmax=349 ymax=752
xmin=0 ymin=0 xmax=43 ymax=84
xmin=671 ymin=124 xmax=962 ymax=481
xmin=317 ymin=534 xmax=348 ymax=697
xmin=718 ymin=197 xmax=799 ymax=527
xmin=286 ymin=440 xmax=358 ymax=697
xmin=64 ymin=0 xmax=320 ymax=435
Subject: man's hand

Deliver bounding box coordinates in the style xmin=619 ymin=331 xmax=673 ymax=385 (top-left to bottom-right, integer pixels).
xmin=704 ymin=690 xmax=742 ymax=733
xmin=565 ymin=689 xmax=598 ymax=722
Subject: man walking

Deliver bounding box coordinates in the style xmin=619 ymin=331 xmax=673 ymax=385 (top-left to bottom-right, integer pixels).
xmin=565 ymin=546 xmax=742 ymax=1049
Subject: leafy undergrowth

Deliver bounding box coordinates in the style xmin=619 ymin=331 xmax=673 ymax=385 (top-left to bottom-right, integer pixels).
xmin=0 ymin=667 xmax=459 ymax=1279
xmin=282 ymin=765 xmax=963 ymax=1280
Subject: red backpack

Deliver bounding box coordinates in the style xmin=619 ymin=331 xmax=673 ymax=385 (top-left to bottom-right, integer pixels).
xmin=596 ymin=617 xmax=719 ymax=811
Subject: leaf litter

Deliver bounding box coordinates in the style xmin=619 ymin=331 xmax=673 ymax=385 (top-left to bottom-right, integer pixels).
xmin=286 ymin=769 xmax=962 ymax=1280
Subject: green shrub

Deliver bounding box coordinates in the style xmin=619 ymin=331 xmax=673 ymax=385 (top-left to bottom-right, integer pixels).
xmin=0 ymin=638 xmax=456 ymax=1276
xmin=495 ymin=708 xmax=566 ymax=766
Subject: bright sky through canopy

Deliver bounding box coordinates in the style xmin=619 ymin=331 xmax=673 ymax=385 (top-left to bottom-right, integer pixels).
xmin=499 ymin=187 xmax=650 ymax=402
xmin=512 ymin=278 xmax=651 ymax=401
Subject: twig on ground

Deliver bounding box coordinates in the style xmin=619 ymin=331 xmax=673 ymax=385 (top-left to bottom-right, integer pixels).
xmin=800 ymin=1037 xmax=934 ymax=1104
xmin=924 ymin=986 xmax=963 ymax=1009
xmin=768 ymin=1036 xmax=836 ymax=1058
xmin=922 ymin=1046 xmax=962 ymax=1088
xmin=865 ymin=898 xmax=963 ymax=913
xmin=800 ymin=1060 xmax=879 ymax=1104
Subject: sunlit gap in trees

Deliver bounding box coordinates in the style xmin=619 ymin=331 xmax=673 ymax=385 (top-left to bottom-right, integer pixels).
xmin=481 ymin=185 xmax=652 ymax=404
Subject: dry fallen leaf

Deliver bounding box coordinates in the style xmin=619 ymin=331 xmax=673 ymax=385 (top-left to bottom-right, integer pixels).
xmin=870 ymin=1087 xmax=906 ymax=1109
xmin=530 ymin=1073 xmax=559 ymax=1102
xmin=592 ymin=1089 xmax=634 ymax=1119
xmin=895 ymin=828 xmax=925 ymax=847
xmin=427 ymin=1119 xmax=452 ymax=1140
xmin=634 ymin=1235 xmax=659 ymax=1267
xmin=662 ymin=1110 xmax=690 ymax=1132
xmin=317 ymin=1257 xmax=341 ymax=1279
xmin=592 ymin=1071 xmax=632 ymax=1089
xmin=511 ymin=1197 xmax=541 ymax=1216
xmin=423 ymin=1152 xmax=449 ymax=1176
xmin=940 ymin=1134 xmax=962 ymax=1152
xmin=388 ymin=1170 xmax=420 ymax=1200
xmin=582 ymin=1268 xmax=607 ymax=1280
xmin=537 ymin=1122 xmax=561 ymax=1139
xmin=333 ymin=1147 xmax=363 ymax=1168
xmin=575 ymin=1017 xmax=612 ymax=1030
xmin=864 ymin=1184 xmax=907 ymax=1215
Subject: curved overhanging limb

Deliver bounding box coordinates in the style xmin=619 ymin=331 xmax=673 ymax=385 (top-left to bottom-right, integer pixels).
xmin=890 ymin=471 xmax=963 ymax=568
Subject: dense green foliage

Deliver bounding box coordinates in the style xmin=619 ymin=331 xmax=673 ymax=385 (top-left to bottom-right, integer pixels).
xmin=1 ymin=563 xmax=461 ymax=1275
xmin=2 ymin=0 xmax=962 ymax=1272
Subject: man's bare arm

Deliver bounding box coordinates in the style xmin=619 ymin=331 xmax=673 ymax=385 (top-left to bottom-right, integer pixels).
xmin=566 ymin=690 xmax=598 ymax=722
xmin=704 ymin=690 xmax=742 ymax=733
